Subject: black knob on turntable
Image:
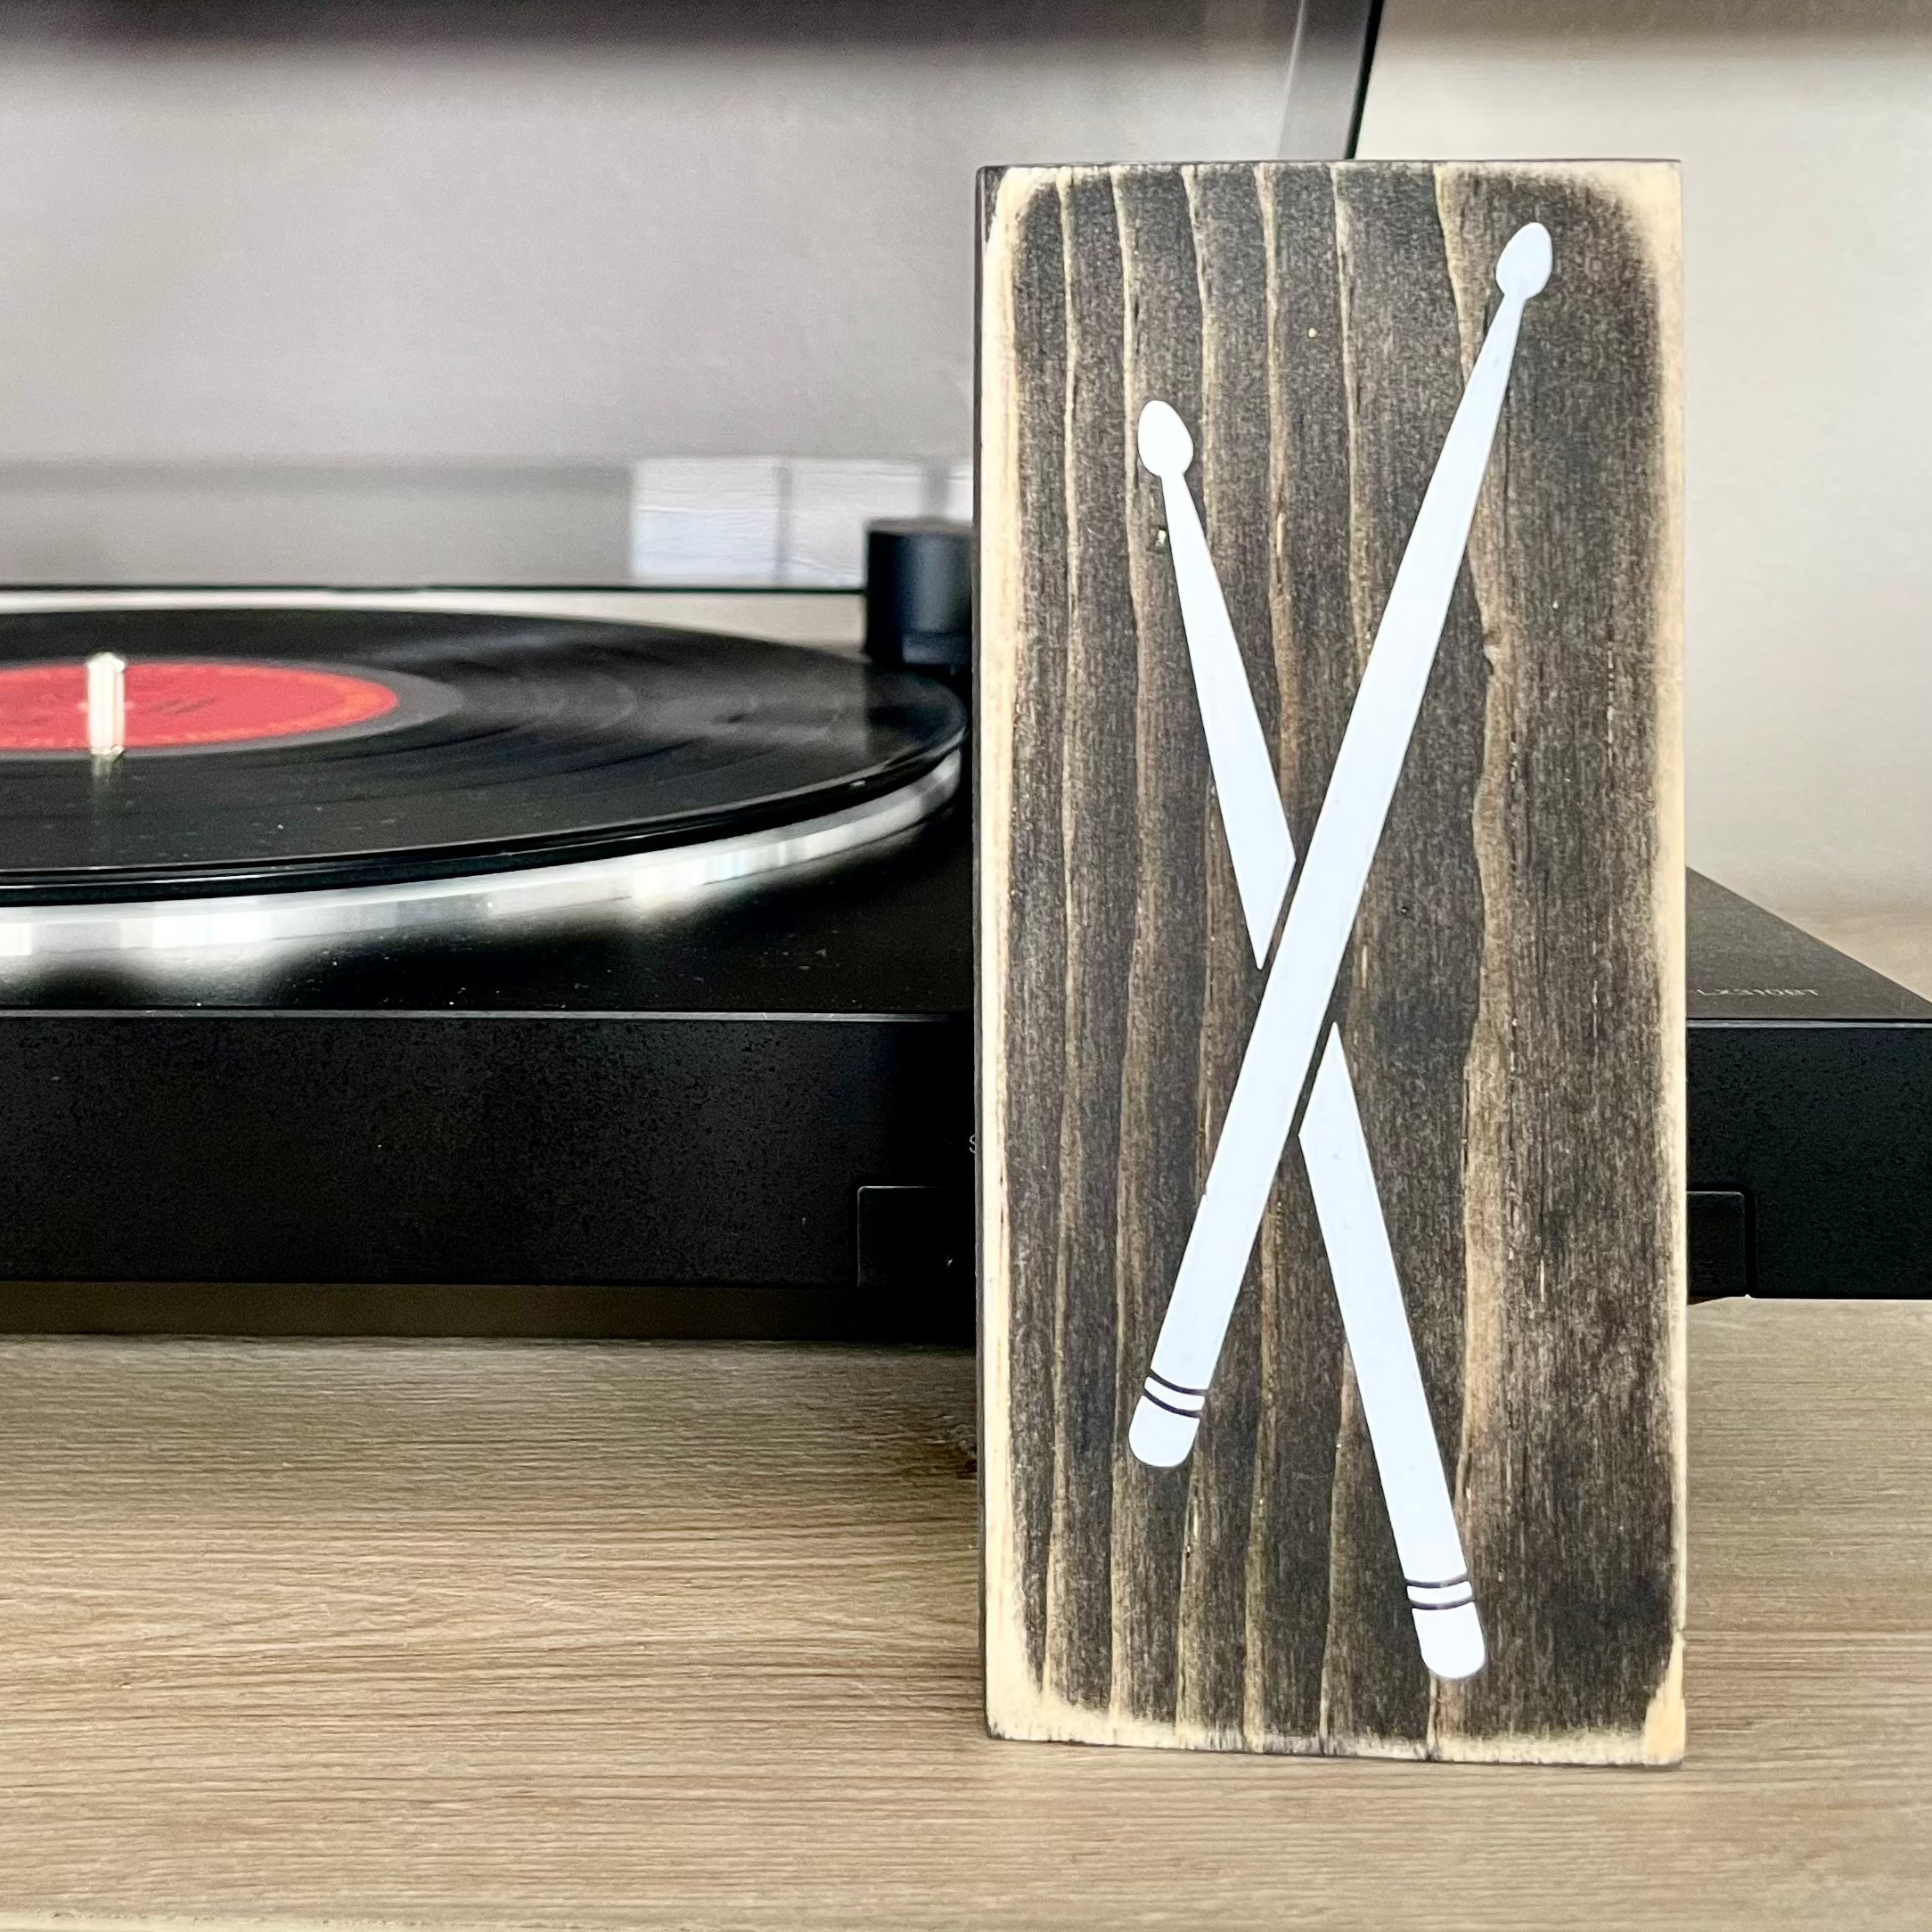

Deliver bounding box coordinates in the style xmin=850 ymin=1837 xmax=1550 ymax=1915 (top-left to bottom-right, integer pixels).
xmin=864 ymin=519 xmax=971 ymax=690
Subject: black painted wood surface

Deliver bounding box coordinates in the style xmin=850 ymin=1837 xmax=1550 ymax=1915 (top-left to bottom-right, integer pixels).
xmin=978 ymin=161 xmax=1684 ymax=1763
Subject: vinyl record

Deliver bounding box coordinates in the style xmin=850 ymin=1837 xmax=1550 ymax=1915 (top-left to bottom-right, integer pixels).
xmin=0 ymin=605 xmax=965 ymax=909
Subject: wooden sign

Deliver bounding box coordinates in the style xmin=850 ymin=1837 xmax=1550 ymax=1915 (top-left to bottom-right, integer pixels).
xmin=977 ymin=161 xmax=1684 ymax=1764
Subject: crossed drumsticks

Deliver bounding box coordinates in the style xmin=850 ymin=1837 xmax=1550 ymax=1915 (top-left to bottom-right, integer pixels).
xmin=1126 ymin=222 xmax=1551 ymax=1682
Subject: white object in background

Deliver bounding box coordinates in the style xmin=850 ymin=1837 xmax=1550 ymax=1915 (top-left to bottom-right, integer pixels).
xmin=629 ymin=457 xmax=970 ymax=589
xmin=86 ymin=651 xmax=126 ymax=759
xmin=1298 ymin=1026 xmax=1485 ymax=1681
xmin=784 ymin=461 xmax=927 ymax=587
xmin=628 ymin=458 xmax=785 ymax=586
xmin=1130 ymin=220 xmax=1551 ymax=1474
xmin=1136 ymin=401 xmax=1294 ymax=963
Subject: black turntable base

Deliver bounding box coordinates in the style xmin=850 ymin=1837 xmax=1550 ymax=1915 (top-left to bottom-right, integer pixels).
xmin=0 ymin=602 xmax=973 ymax=1340
xmin=7 ymin=592 xmax=1916 ymax=1338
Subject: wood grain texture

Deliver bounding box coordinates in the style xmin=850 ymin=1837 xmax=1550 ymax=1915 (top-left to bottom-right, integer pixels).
xmin=978 ymin=162 xmax=1684 ymax=1760
xmin=0 ymin=1306 xmax=1924 ymax=1930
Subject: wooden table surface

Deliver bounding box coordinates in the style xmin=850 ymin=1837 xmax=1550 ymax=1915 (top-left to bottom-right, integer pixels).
xmin=0 ymin=1299 xmax=1925 ymax=1931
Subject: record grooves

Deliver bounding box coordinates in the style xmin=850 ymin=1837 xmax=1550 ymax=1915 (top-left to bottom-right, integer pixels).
xmin=0 ymin=606 xmax=965 ymax=917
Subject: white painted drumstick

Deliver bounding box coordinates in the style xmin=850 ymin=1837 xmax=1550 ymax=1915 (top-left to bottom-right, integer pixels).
xmin=1298 ymin=1026 xmax=1484 ymax=1679
xmin=1129 ymin=221 xmax=1551 ymax=1469
xmin=1117 ymin=515 xmax=1484 ymax=1674
xmin=86 ymin=651 xmax=126 ymax=759
xmin=1137 ymin=401 xmax=1294 ymax=963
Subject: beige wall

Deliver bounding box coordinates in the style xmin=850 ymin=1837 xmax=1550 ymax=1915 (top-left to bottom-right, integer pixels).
xmin=4 ymin=4 xmax=1926 ymax=925
xmin=0 ymin=4 xmax=1302 ymax=582
xmin=0 ymin=10 xmax=1299 ymax=465
xmin=1360 ymin=0 xmax=1932 ymax=925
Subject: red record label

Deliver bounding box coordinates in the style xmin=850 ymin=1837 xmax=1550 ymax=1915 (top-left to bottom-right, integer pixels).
xmin=0 ymin=659 xmax=399 ymax=751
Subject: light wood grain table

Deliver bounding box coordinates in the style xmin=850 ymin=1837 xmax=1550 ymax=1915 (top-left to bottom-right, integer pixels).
xmin=0 ymin=1299 xmax=1924 ymax=1931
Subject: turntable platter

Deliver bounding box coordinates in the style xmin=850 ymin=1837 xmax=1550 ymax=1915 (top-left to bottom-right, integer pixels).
xmin=0 ymin=604 xmax=964 ymax=960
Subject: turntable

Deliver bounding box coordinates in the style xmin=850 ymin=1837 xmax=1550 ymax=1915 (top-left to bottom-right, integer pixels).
xmin=0 ymin=548 xmax=975 ymax=1339
xmin=4 ymin=524 xmax=1920 ymax=1338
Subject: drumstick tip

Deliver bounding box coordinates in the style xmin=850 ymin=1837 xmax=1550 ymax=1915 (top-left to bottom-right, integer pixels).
xmin=1496 ymin=222 xmax=1552 ymax=300
xmin=1136 ymin=399 xmax=1193 ymax=479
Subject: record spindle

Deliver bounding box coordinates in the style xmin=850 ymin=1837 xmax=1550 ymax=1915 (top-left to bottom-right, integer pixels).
xmin=85 ymin=652 xmax=126 ymax=761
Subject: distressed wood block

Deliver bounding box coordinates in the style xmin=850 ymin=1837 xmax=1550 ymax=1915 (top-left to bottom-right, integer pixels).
xmin=977 ymin=160 xmax=1684 ymax=1764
